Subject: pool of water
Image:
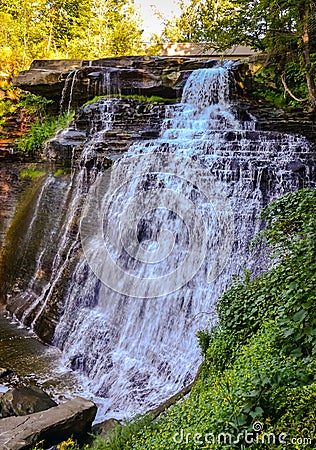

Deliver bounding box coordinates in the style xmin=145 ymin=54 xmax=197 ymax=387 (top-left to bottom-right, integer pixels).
xmin=0 ymin=311 xmax=116 ymax=422
xmin=0 ymin=311 xmax=81 ymax=398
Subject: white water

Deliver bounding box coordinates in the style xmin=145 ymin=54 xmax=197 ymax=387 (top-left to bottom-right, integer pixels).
xmin=4 ymin=65 xmax=312 ymax=421
xmin=60 ymin=70 xmax=79 ymax=113
xmin=51 ymin=66 xmax=312 ymax=420
xmin=59 ymin=67 xmax=121 ymax=114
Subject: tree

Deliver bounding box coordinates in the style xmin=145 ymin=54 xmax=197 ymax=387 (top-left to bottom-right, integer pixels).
xmin=160 ymin=0 xmax=238 ymax=44
xmin=85 ymin=0 xmax=142 ymax=57
xmin=226 ymin=0 xmax=316 ymax=107
xmin=162 ymin=0 xmax=316 ymax=108
xmin=0 ymin=0 xmax=46 ymax=73
xmin=0 ymin=0 xmax=143 ymax=76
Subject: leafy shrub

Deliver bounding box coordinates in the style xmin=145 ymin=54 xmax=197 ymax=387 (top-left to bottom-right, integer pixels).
xmin=17 ymin=111 xmax=74 ymax=154
xmin=252 ymin=61 xmax=310 ymax=110
xmin=18 ymin=92 xmax=53 ymax=117
xmin=90 ymin=414 xmax=156 ymax=450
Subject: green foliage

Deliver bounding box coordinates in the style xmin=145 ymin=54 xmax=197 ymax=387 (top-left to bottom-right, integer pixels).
xmin=196 ymin=329 xmax=212 ymax=360
xmin=161 ymin=0 xmax=238 ymax=44
xmin=90 ymin=414 xmax=156 ymax=450
xmin=251 ymin=65 xmax=286 ymax=108
xmin=0 ymin=0 xmax=142 ymax=76
xmin=17 ymin=92 xmax=53 ymax=117
xmin=31 ymin=437 xmax=83 ymax=449
xmin=0 ymin=99 xmax=17 ymax=126
xmin=83 ymin=94 xmax=180 ymax=106
xmin=0 ymin=91 xmax=55 ymax=132
xmin=17 ymin=111 xmax=74 ymax=154
xmin=251 ymin=60 xmax=311 ymax=110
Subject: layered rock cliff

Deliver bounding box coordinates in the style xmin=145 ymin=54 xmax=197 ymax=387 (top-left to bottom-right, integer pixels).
xmin=13 ymin=57 xmax=218 ymax=110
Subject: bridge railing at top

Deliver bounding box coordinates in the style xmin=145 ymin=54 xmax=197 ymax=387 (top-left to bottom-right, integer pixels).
xmin=141 ymin=43 xmax=259 ymax=59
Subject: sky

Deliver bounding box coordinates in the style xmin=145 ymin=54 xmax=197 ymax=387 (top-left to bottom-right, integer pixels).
xmin=134 ymin=0 xmax=183 ymax=41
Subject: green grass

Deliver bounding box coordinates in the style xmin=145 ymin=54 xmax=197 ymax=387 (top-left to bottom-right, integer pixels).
xmin=83 ymin=94 xmax=180 ymax=106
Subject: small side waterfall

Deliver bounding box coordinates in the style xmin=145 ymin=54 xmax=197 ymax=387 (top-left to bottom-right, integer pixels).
xmin=59 ymin=67 xmax=122 ymax=113
xmin=60 ymin=70 xmax=78 ymax=113
xmin=2 ymin=65 xmax=315 ymax=420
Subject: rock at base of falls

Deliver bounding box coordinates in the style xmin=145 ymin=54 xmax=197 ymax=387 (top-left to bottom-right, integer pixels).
xmin=0 ymin=397 xmax=97 ymax=450
xmin=0 ymin=368 xmax=13 ymax=379
xmin=91 ymin=418 xmax=120 ymax=439
xmin=0 ymin=386 xmax=57 ymax=418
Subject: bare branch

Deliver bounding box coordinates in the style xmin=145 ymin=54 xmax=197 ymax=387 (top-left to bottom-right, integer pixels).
xmin=281 ymin=72 xmax=309 ymax=102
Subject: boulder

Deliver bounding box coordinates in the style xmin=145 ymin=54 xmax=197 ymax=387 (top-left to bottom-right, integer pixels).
xmin=0 ymin=368 xmax=13 ymax=379
xmin=0 ymin=396 xmax=97 ymax=450
xmin=43 ymin=127 xmax=87 ymax=163
xmin=0 ymin=386 xmax=57 ymax=418
xmin=92 ymin=418 xmax=120 ymax=438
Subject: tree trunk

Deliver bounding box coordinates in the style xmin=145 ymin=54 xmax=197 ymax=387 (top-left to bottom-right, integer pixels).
xmin=46 ymin=25 xmax=53 ymax=55
xmin=301 ymin=11 xmax=316 ymax=107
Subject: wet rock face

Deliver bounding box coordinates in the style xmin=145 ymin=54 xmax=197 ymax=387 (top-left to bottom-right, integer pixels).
xmin=43 ymin=128 xmax=87 ymax=164
xmin=45 ymin=97 xmax=167 ymax=165
xmin=12 ymin=56 xmax=218 ymax=110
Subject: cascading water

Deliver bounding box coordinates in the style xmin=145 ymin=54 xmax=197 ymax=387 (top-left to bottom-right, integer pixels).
xmin=60 ymin=70 xmax=78 ymax=113
xmin=52 ymin=66 xmax=313 ymax=418
xmin=2 ymin=65 xmax=314 ymax=420
xmin=59 ymin=67 xmax=121 ymax=113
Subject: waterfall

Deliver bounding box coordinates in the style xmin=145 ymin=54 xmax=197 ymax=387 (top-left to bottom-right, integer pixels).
xmin=51 ymin=67 xmax=312 ymax=419
xmin=2 ymin=65 xmax=314 ymax=421
xmin=59 ymin=67 xmax=121 ymax=113
xmin=60 ymin=70 xmax=79 ymax=113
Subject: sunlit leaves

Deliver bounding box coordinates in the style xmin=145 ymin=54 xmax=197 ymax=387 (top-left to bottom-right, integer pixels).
xmin=0 ymin=0 xmax=142 ymax=76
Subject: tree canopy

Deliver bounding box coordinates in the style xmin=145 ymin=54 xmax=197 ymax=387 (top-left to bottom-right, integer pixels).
xmin=0 ymin=0 xmax=143 ymax=77
xmin=162 ymin=0 xmax=316 ymax=108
